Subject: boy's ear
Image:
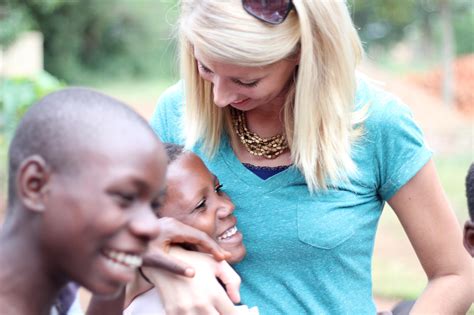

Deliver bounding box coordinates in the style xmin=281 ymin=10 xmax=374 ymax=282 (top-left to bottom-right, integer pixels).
xmin=463 ymin=220 xmax=474 ymax=257
xmin=17 ymin=155 xmax=51 ymax=213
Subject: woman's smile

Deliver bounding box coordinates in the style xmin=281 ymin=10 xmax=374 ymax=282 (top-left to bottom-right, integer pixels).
xmin=230 ymin=98 xmax=251 ymax=109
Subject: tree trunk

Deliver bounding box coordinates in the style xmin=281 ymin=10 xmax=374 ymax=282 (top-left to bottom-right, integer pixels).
xmin=439 ymin=0 xmax=455 ymax=108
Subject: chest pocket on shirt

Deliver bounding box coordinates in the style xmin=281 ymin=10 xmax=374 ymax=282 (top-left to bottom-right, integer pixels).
xmin=297 ymin=189 xmax=357 ymax=249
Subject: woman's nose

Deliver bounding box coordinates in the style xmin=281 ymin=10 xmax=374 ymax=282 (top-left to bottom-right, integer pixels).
xmin=213 ymin=78 xmax=235 ymax=107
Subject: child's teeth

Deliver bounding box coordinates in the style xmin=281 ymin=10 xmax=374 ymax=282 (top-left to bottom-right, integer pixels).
xmin=104 ymin=249 xmax=142 ymax=268
xmin=218 ymin=226 xmax=238 ymax=240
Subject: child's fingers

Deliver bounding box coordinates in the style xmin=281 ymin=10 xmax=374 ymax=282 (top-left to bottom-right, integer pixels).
xmin=156 ymin=217 xmax=231 ymax=260
xmin=142 ymin=251 xmax=195 ymax=277
xmin=214 ymin=260 xmax=241 ymax=304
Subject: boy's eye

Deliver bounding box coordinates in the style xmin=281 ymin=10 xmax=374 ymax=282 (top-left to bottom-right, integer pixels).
xmin=151 ymin=200 xmax=162 ymax=216
xmin=193 ymin=198 xmax=207 ymax=212
xmin=112 ymin=192 xmax=137 ymax=207
xmin=214 ymin=183 xmax=223 ymax=193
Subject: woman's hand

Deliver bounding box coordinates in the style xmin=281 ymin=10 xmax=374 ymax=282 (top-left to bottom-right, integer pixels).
xmin=143 ymin=246 xmax=243 ymax=315
xmin=142 ymin=217 xmax=231 ymax=277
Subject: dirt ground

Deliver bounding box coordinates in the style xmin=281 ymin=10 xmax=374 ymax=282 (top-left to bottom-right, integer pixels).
xmin=360 ymin=61 xmax=472 ymax=157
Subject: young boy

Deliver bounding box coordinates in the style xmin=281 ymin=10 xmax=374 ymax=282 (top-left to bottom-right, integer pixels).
xmin=124 ymin=144 xmax=256 ymax=314
xmin=155 ymin=144 xmax=246 ymax=264
xmin=0 ymin=88 xmax=233 ymax=315
xmin=463 ymin=163 xmax=474 ymax=256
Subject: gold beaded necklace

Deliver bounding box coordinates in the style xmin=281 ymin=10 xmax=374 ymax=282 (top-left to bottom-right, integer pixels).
xmin=231 ymin=109 xmax=288 ymax=159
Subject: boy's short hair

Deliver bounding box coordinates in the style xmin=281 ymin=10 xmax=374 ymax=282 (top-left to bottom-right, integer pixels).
xmin=466 ymin=163 xmax=474 ymax=220
xmin=7 ymin=87 xmax=152 ymax=208
xmin=164 ymin=143 xmax=185 ymax=164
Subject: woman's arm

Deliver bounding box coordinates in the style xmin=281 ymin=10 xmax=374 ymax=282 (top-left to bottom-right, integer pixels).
xmin=388 ymin=159 xmax=473 ymax=314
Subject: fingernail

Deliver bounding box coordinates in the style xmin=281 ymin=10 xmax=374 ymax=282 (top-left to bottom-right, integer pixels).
xmin=235 ymin=292 xmax=241 ymax=303
xmin=185 ymin=267 xmax=195 ymax=277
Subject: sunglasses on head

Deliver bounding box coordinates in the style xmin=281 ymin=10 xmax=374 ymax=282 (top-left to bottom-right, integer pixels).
xmin=242 ymin=0 xmax=294 ymax=25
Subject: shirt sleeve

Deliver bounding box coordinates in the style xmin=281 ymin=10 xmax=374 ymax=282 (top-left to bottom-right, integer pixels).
xmin=149 ymin=82 xmax=185 ymax=144
xmin=369 ymin=96 xmax=433 ymax=201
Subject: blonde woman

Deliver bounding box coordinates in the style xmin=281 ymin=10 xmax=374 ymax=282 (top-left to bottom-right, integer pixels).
xmin=148 ymin=0 xmax=473 ymax=314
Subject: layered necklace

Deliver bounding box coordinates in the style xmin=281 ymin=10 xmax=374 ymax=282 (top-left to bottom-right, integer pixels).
xmin=231 ymin=109 xmax=288 ymax=159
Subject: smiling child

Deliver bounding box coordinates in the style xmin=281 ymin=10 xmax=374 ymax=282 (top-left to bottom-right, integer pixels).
xmin=0 ymin=88 xmax=168 ymax=315
xmin=124 ymin=143 xmax=252 ymax=314
xmin=158 ymin=143 xmax=246 ymax=263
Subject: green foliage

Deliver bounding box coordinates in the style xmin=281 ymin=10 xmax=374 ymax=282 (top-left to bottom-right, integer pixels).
xmin=0 ymin=1 xmax=30 ymax=47
xmin=349 ymin=0 xmax=473 ymax=56
xmin=453 ymin=3 xmax=474 ymax=55
xmin=23 ymin=0 xmax=179 ymax=83
xmin=1 ymin=0 xmax=179 ymax=83
xmin=2 ymin=0 xmax=471 ymax=86
xmin=0 ymin=71 xmax=64 ymax=139
xmin=0 ymin=0 xmax=63 ymax=47
xmin=348 ymin=0 xmax=416 ymax=48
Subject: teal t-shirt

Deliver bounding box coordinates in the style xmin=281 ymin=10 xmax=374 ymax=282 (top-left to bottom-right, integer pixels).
xmin=150 ymin=78 xmax=432 ymax=314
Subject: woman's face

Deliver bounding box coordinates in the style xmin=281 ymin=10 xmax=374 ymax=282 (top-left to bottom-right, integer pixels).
xmin=194 ymin=47 xmax=298 ymax=112
xmin=158 ymin=152 xmax=246 ymax=264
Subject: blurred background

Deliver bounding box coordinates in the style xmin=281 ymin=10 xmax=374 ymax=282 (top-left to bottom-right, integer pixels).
xmin=0 ymin=0 xmax=473 ymax=312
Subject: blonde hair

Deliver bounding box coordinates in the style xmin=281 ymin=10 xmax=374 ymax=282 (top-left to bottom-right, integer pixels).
xmin=179 ymin=0 xmax=365 ymax=192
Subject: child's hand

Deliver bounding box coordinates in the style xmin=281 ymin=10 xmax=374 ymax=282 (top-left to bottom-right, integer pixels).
xmin=235 ymin=305 xmax=260 ymax=315
xmin=142 ymin=217 xmax=231 ymax=277
xmin=143 ymin=247 xmax=242 ymax=315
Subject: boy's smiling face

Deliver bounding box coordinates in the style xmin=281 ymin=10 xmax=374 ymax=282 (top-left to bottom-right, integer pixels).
xmin=40 ymin=137 xmax=167 ymax=296
xmin=159 ymin=152 xmax=246 ymax=264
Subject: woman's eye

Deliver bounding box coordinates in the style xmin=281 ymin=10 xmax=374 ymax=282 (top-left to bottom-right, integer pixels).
xmin=198 ymin=63 xmax=212 ymax=73
xmin=234 ymin=79 xmax=259 ymax=88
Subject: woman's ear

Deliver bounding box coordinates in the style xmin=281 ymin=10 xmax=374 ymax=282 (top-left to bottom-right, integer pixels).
xmin=17 ymin=155 xmax=51 ymax=213
xmin=291 ymin=44 xmax=301 ymax=66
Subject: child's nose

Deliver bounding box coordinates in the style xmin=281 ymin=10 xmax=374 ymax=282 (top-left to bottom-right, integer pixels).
xmin=129 ymin=208 xmax=160 ymax=241
xmin=217 ymin=197 xmax=235 ymax=219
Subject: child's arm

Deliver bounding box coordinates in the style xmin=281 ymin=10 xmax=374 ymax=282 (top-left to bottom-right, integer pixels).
xmin=142 ymin=246 xmax=242 ymax=315
xmin=86 ymin=217 xmax=232 ymax=315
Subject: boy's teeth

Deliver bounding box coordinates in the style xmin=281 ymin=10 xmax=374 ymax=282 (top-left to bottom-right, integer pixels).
xmin=103 ymin=249 xmax=142 ymax=268
xmin=218 ymin=226 xmax=238 ymax=241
